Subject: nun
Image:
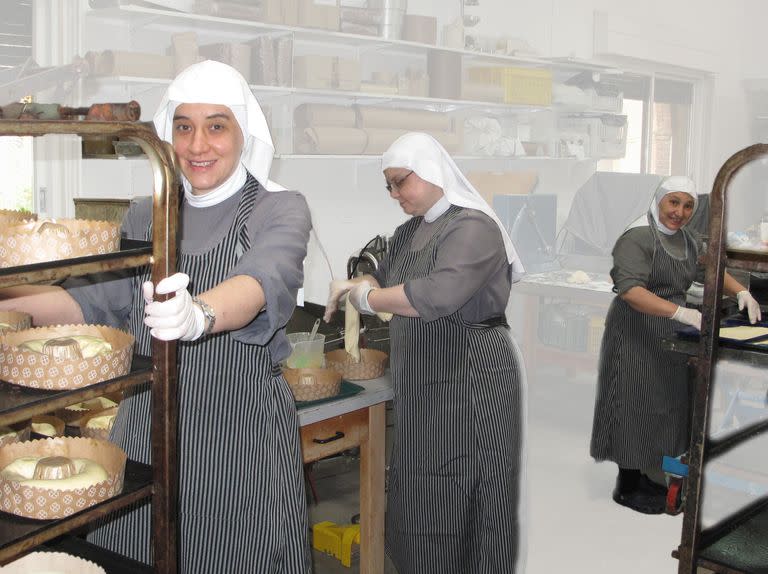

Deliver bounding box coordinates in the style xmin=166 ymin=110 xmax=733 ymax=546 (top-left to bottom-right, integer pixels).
xmin=1 ymin=60 xmax=313 ymax=572
xmin=590 ymin=176 xmax=760 ymax=514
xmin=324 ymin=132 xmax=528 ymax=573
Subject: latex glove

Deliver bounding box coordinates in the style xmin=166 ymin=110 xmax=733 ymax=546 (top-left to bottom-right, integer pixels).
xmin=671 ymin=305 xmax=702 ymax=330
xmin=737 ymin=290 xmax=762 ymax=324
xmin=323 ymin=279 xmax=355 ymax=323
xmin=143 ymin=273 xmax=206 ymax=341
xmin=349 ymin=281 xmax=375 ymax=315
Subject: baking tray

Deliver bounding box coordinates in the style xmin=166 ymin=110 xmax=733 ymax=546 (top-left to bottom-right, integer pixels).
xmin=677 ymin=316 xmax=768 ymax=350
xmin=295 ymin=381 xmax=364 ymax=409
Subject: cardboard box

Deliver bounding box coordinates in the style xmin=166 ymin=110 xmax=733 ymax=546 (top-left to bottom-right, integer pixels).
xmin=334 ymin=58 xmax=361 ymax=91
xmin=402 ymin=15 xmax=437 ymax=45
xmin=465 ymin=171 xmax=539 ymax=206
xmin=294 ymin=55 xmax=335 ymax=89
xmin=199 ymin=43 xmax=251 ymax=82
xmin=299 ymin=0 xmax=339 ymax=30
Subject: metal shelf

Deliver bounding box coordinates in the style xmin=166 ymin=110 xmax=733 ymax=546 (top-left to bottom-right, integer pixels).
xmin=0 ymin=238 xmax=151 ymax=289
xmin=0 ymin=355 xmax=151 ymax=427
xmin=0 ymin=459 xmax=153 ymax=564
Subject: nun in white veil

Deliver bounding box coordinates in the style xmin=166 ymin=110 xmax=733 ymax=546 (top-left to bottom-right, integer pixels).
xmin=78 ymin=60 xmax=314 ymax=572
xmin=590 ymin=175 xmax=759 ymax=515
xmin=325 ymin=132 xmax=528 ymax=573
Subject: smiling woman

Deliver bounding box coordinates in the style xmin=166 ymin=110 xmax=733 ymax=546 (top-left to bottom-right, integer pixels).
xmin=590 ymin=175 xmax=760 ymax=515
xmin=172 ymin=105 xmax=244 ymax=195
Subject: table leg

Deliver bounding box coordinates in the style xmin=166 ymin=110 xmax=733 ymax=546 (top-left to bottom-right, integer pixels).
xmin=359 ymin=402 xmax=386 ymax=574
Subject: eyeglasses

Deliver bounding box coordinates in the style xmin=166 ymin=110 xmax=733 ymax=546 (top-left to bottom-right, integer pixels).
xmin=385 ymin=170 xmax=413 ymax=193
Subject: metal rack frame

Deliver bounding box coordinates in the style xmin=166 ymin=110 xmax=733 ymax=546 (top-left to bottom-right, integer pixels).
xmin=0 ymin=119 xmax=179 ymax=573
xmin=676 ymin=143 xmax=768 ymax=574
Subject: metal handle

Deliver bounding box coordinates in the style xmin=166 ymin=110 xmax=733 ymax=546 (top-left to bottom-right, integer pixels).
xmin=313 ymin=431 xmax=345 ymax=444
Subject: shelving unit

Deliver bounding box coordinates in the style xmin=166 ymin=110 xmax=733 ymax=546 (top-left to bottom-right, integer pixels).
xmin=82 ymin=2 xmax=624 ymax=161
xmin=675 ymin=143 xmax=768 ymax=574
xmin=0 ymin=119 xmax=178 ymax=573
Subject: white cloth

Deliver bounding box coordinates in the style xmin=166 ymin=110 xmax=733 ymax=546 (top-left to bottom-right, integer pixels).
xmin=627 ymin=175 xmax=698 ymax=235
xmin=382 ymin=132 xmax=525 ymax=275
xmin=153 ymin=60 xmax=285 ymax=196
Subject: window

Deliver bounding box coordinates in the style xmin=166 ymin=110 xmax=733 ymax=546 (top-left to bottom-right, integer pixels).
xmin=598 ymin=74 xmax=694 ymax=177
xmin=0 ymin=0 xmax=33 ymax=212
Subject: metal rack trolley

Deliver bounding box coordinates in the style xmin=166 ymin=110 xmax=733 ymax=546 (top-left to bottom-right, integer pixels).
xmin=675 ymin=143 xmax=768 ymax=574
xmin=0 ymin=119 xmax=179 ymax=573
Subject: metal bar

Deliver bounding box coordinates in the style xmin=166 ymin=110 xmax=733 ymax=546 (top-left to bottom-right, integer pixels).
xmin=677 ymin=143 xmax=768 ymax=574
xmin=139 ymin=134 xmax=180 ymax=574
xmin=707 ymin=419 xmax=768 ymax=458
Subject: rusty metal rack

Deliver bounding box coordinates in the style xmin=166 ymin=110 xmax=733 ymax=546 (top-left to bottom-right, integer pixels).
xmin=674 ymin=143 xmax=768 ymax=574
xmin=0 ymin=119 xmax=179 ymax=573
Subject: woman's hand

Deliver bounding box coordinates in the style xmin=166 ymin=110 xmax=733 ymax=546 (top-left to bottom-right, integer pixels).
xmin=143 ymin=273 xmax=206 ymax=341
xmin=737 ymin=290 xmax=762 ymax=324
xmin=671 ymin=306 xmax=702 ymax=330
xmin=349 ymin=281 xmax=376 ymax=315
xmin=323 ymin=279 xmax=355 ymax=323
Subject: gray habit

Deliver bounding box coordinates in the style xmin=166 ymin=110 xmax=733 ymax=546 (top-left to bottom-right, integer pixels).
xmin=381 ymin=205 xmax=524 ymax=574
xmin=590 ymin=221 xmax=697 ymax=470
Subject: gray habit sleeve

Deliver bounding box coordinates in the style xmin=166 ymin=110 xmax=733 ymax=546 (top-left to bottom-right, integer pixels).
xmin=610 ymin=227 xmax=654 ymax=295
xmin=404 ymin=210 xmax=510 ymax=323
xmin=227 ymin=190 xmax=311 ymax=351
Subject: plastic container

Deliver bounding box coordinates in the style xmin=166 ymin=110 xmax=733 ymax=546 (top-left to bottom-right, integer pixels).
xmin=286 ymin=332 xmax=326 ymax=369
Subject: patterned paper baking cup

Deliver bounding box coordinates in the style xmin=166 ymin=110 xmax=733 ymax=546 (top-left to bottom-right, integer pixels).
xmin=0 ymin=324 xmax=134 ymax=390
xmin=0 ymin=209 xmax=36 ymax=228
xmin=0 ymin=551 xmax=106 ymax=574
xmin=79 ymin=406 xmax=119 ymax=441
xmin=0 ymin=423 xmax=30 ymax=449
xmin=0 ymin=218 xmax=119 ymax=268
xmin=282 ymin=367 xmax=342 ymax=402
xmin=325 ymin=348 xmax=388 ymax=381
xmin=0 ymin=436 xmax=126 ymax=520
xmin=0 ymin=311 xmax=32 ymax=334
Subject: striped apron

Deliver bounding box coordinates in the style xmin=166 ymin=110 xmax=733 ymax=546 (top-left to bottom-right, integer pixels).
xmin=89 ymin=177 xmax=312 ymax=573
xmin=590 ymin=224 xmax=697 ymax=471
xmin=384 ymin=206 xmax=524 ymax=574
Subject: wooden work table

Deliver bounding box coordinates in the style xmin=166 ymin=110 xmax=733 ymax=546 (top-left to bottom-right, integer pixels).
xmin=297 ymin=374 xmax=393 ymax=573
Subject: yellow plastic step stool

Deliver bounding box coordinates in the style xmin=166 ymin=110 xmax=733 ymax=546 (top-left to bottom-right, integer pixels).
xmin=312 ymin=521 xmax=361 ymax=567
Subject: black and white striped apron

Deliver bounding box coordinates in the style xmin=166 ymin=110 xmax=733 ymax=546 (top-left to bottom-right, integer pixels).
xmin=590 ymin=223 xmax=697 ymax=471
xmin=384 ymin=206 xmax=524 ymax=574
xmin=89 ymin=176 xmax=312 ymax=573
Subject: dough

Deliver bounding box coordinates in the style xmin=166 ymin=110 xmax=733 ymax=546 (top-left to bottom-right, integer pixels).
xmin=0 ymin=427 xmax=17 ymax=439
xmin=1 ymin=456 xmax=108 ymax=490
xmin=65 ymin=396 xmax=118 ymax=412
xmin=344 ymin=294 xmax=361 ymax=363
xmin=719 ymin=326 xmax=768 ymax=341
xmin=567 ymin=270 xmax=591 ymax=284
xmin=86 ymin=414 xmax=115 ymax=430
xmin=18 ymin=335 xmax=112 ymax=359
xmin=31 ymin=422 xmax=57 ymax=437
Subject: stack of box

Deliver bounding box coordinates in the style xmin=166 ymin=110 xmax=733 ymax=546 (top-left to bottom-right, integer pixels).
xmin=251 ymin=36 xmax=293 ymax=86
xmin=293 ymin=56 xmax=361 ymax=91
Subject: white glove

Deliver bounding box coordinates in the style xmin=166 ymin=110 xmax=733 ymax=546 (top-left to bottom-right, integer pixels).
xmin=737 ymin=290 xmax=762 ymax=324
xmin=143 ymin=272 xmax=206 ymax=341
xmin=671 ymin=305 xmax=702 ymax=330
xmin=349 ymin=281 xmax=376 ymax=315
xmin=323 ymin=279 xmax=355 ymax=323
